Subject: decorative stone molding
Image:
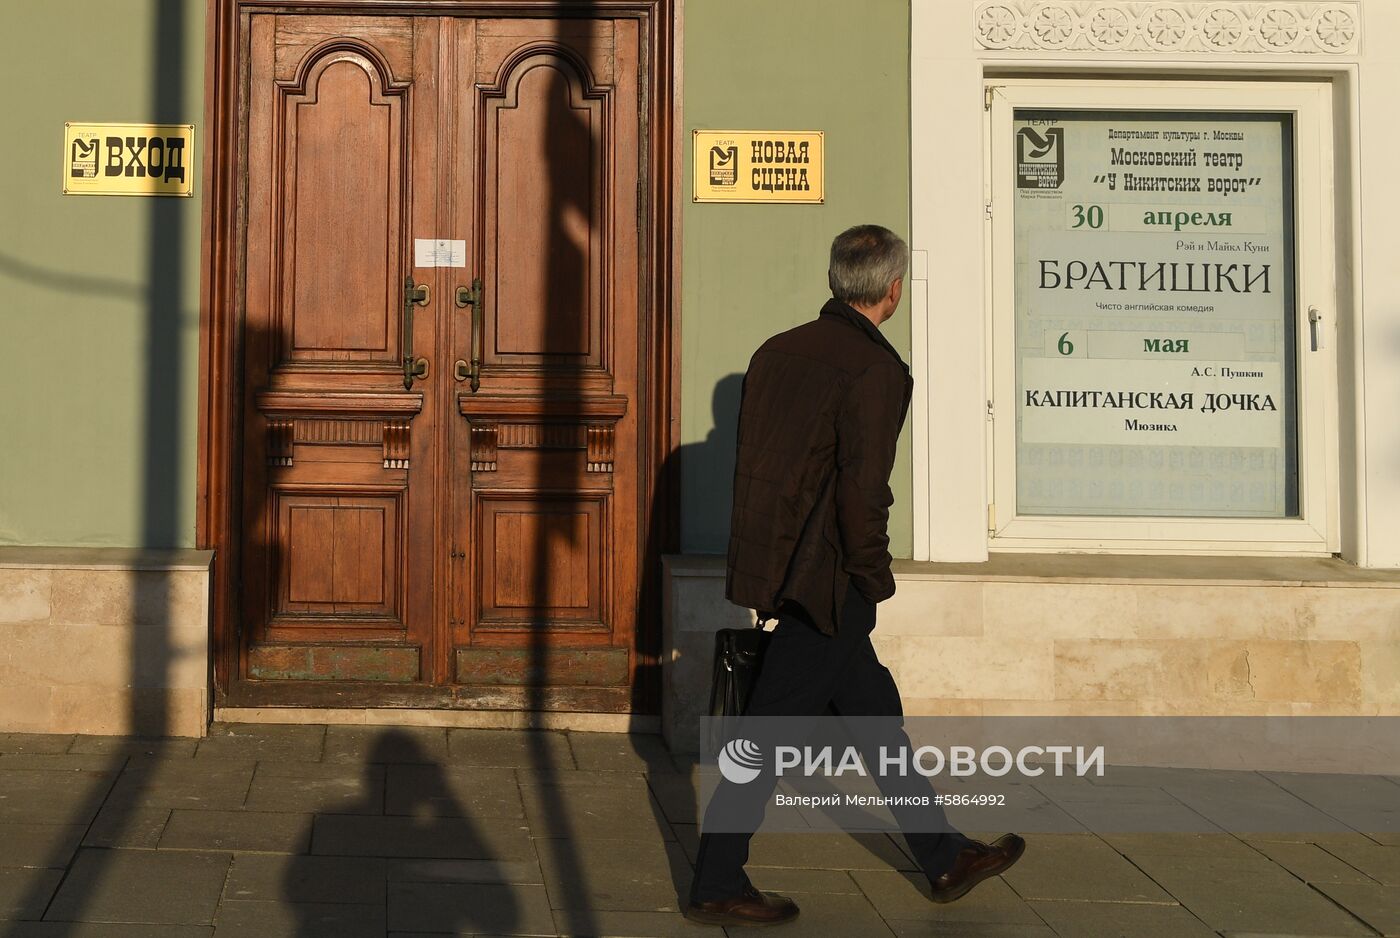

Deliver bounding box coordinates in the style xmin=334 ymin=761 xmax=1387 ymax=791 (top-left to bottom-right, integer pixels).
xmin=974 ymin=2 xmax=1359 ymax=54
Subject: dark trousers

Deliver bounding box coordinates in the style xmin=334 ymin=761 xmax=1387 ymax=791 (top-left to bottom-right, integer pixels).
xmin=690 ymin=588 xmax=971 ymax=902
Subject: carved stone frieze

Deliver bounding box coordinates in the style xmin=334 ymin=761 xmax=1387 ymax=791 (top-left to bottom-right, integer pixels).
xmin=974 ymin=2 xmax=1359 ymax=54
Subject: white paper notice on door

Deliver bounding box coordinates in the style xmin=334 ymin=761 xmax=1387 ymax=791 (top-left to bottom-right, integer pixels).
xmin=414 ymin=238 xmax=466 ymax=268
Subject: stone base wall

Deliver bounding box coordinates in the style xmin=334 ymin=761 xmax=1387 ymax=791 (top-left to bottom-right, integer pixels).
xmin=0 ymin=548 xmax=213 ymax=737
xmin=661 ymin=554 xmax=1400 ymax=753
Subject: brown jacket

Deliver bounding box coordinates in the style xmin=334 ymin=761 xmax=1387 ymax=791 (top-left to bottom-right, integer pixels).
xmin=726 ymin=298 xmax=914 ymax=635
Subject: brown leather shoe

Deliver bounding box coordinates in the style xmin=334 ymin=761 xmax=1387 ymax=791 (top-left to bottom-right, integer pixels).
xmin=683 ymin=884 xmax=800 ymax=926
xmin=928 ymin=833 xmax=1026 ymax=904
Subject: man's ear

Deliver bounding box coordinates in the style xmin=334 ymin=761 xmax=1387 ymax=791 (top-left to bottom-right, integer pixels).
xmin=889 ymin=277 xmax=904 ymax=308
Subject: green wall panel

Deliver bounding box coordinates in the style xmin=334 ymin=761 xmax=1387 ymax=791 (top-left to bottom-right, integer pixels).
xmin=679 ymin=0 xmax=913 ymax=557
xmin=0 ymin=0 xmax=204 ymax=548
xmin=0 ymin=0 xmax=912 ymax=558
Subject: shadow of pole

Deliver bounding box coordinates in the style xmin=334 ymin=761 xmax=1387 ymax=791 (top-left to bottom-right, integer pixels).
xmin=3 ymin=3 xmax=187 ymax=935
xmin=134 ymin=0 xmax=185 ymax=748
xmin=520 ymin=3 xmax=604 ymax=934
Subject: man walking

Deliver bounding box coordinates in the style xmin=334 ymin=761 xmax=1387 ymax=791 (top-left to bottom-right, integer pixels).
xmin=685 ymin=225 xmax=1026 ymax=927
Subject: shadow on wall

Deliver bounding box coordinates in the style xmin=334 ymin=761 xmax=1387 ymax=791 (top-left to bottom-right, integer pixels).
xmin=682 ymin=373 xmax=746 ymax=552
xmin=0 ymin=254 xmax=152 ymax=302
xmin=3 ymin=0 xmax=189 ymax=934
xmin=631 ymin=378 xmax=747 ymax=905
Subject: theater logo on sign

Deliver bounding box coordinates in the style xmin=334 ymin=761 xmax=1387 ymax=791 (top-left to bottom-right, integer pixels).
xmin=69 ymin=134 xmax=99 ymax=179
xmin=1017 ymin=126 xmax=1064 ymax=189
xmin=63 ymin=122 xmax=195 ymax=197
xmin=709 ymin=145 xmax=737 ymax=187
xmin=692 ymin=130 xmax=824 ymax=204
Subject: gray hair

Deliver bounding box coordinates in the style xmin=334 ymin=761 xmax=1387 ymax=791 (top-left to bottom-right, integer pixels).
xmin=827 ymin=225 xmax=909 ymax=306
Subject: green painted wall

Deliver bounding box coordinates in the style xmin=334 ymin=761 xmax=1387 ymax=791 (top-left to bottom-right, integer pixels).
xmin=679 ymin=0 xmax=914 ymax=557
xmin=0 ymin=1 xmax=911 ymax=555
xmin=0 ymin=1 xmax=204 ymax=548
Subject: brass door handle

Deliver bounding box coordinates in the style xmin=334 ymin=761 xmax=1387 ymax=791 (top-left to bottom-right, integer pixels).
xmin=455 ymin=278 xmax=484 ymax=391
xmin=402 ymin=276 xmax=430 ymax=389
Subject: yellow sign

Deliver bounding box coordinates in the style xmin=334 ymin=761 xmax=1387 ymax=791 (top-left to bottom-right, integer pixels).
xmin=693 ymin=130 xmax=823 ymax=203
xmin=63 ymin=122 xmax=195 ymax=197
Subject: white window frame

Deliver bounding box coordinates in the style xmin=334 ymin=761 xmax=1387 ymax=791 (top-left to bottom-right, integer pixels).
xmin=986 ymin=79 xmax=1339 ymax=554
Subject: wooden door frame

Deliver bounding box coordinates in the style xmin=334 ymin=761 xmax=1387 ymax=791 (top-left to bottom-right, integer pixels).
xmin=196 ymin=0 xmax=682 ymax=711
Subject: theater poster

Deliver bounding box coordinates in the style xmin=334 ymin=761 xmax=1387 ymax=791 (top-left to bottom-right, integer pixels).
xmin=1012 ymin=110 xmax=1297 ymax=518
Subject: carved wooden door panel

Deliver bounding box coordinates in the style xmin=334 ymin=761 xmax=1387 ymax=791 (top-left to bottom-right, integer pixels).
xmin=237 ymin=13 xmax=644 ymax=711
xmin=447 ymin=19 xmax=642 ymax=711
xmin=240 ymin=15 xmax=442 ymax=687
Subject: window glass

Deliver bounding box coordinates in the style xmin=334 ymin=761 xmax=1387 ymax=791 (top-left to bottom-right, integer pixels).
xmin=1013 ymin=109 xmax=1298 ymax=518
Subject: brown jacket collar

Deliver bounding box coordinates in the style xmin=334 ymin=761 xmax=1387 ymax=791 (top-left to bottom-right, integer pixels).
xmin=818 ymin=298 xmax=910 ymax=375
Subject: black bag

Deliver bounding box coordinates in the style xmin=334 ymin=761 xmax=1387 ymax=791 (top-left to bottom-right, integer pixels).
xmin=709 ymin=623 xmax=773 ymax=717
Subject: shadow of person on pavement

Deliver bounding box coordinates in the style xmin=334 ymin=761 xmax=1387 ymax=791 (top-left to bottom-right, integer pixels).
xmin=282 ymin=729 xmax=522 ymax=936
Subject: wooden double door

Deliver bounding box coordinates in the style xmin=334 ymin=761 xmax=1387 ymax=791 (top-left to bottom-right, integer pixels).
xmin=235 ymin=12 xmax=648 ymax=710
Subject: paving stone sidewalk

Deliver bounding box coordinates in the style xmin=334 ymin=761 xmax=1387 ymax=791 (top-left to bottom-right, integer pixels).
xmin=0 ymin=724 xmax=1397 ymax=937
